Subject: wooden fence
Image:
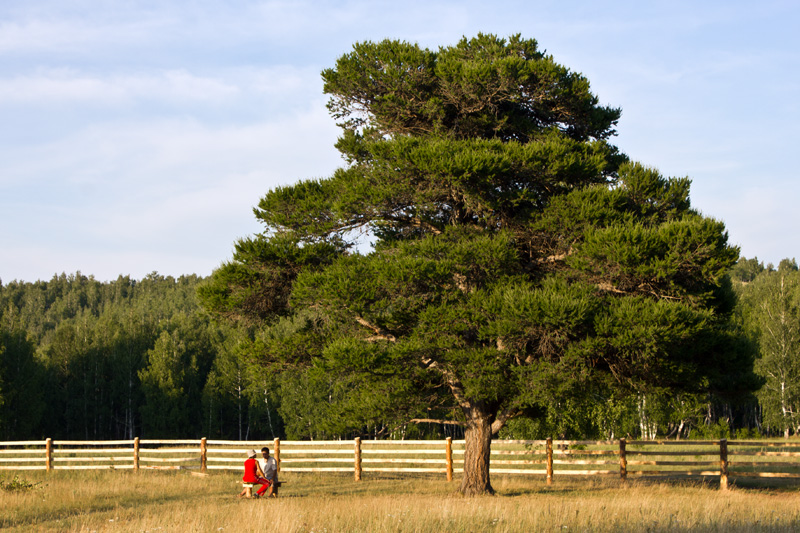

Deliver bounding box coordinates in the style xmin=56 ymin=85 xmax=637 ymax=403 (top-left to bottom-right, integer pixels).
xmin=3 ymin=438 xmax=800 ymax=489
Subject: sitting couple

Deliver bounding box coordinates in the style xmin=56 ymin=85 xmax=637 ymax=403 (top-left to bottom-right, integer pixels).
xmin=240 ymin=447 xmax=279 ymax=498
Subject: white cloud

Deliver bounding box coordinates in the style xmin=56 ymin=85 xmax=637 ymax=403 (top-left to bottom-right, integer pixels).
xmin=0 ymin=10 xmax=172 ymax=55
xmin=0 ymin=69 xmax=240 ymax=105
xmin=1 ymin=102 xmax=343 ymax=281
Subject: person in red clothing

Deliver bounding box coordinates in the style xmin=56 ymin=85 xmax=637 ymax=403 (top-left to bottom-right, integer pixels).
xmin=238 ymin=449 xmax=271 ymax=498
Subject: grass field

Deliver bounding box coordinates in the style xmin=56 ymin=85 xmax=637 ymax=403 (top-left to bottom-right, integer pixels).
xmin=3 ymin=470 xmax=800 ymax=532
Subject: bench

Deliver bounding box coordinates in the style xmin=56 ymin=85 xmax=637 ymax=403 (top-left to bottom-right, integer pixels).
xmin=239 ymin=480 xmax=283 ymax=498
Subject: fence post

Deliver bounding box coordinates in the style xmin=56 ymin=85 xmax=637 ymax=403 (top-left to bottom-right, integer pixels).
xmin=445 ymin=437 xmax=453 ymax=482
xmin=274 ymin=438 xmax=281 ymax=474
xmin=200 ymin=437 xmax=207 ymax=473
xmin=546 ymin=437 xmax=553 ymax=485
xmin=354 ymin=437 xmax=362 ymax=481
xmin=719 ymin=438 xmax=729 ymax=491
xmin=133 ymin=437 xmax=140 ymax=471
xmin=619 ymin=438 xmax=627 ymax=483
xmin=45 ymin=438 xmax=52 ymax=472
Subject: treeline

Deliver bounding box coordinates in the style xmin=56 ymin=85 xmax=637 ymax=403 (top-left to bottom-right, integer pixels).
xmin=0 ymin=272 xmax=280 ymax=441
xmin=0 ymin=258 xmax=798 ymax=441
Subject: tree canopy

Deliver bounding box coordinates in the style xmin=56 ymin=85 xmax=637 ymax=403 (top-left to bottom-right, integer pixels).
xmin=201 ymin=33 xmax=755 ymax=495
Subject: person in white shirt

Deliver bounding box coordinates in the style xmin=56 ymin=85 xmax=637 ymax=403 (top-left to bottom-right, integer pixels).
xmin=258 ymin=447 xmax=279 ymax=497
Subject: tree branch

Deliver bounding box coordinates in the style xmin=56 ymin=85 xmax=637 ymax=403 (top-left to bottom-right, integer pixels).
xmin=354 ymin=315 xmax=396 ymax=342
xmin=491 ymin=406 xmax=523 ymax=435
xmin=421 ymin=356 xmax=472 ymax=411
xmin=410 ymin=418 xmax=464 ymax=426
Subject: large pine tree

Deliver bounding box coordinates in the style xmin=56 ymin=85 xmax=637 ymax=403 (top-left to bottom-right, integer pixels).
xmin=200 ymin=34 xmax=754 ymax=494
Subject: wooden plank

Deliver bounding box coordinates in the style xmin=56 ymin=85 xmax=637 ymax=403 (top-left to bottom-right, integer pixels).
xmin=131 ymin=448 xmax=198 ymax=454
xmin=628 ymin=440 xmax=720 ymax=446
xmin=551 ymin=459 xmax=619 ymax=465
xmin=361 ymin=450 xmax=443 ymax=455
xmin=553 ymin=450 xmax=619 ymax=456
xmin=730 ymin=451 xmax=800 ymax=457
xmin=627 ymin=470 xmax=720 ymax=476
xmin=279 ymin=449 xmax=354 ymax=455
xmin=52 ymin=449 xmax=134 ymax=454
xmin=138 ymin=457 xmax=196 ymax=463
xmin=552 ymin=440 xmax=616 ymax=446
xmin=627 ymin=460 xmax=717 ymax=466
xmin=0 ymin=458 xmax=46 ymax=463
xmin=206 ymin=448 xmax=286 ymax=455
xmin=138 ymin=440 xmax=200 ymax=445
xmin=280 ymin=467 xmax=352 ymax=473
xmin=206 ymin=440 xmax=275 ymax=446
xmin=493 ymin=460 xmax=547 ymax=465
xmin=251 ymin=440 xmax=351 ymax=446
xmin=52 ymin=457 xmax=131 ymax=462
xmin=53 ymin=440 xmax=134 ymax=446
xmin=494 ymin=469 xmax=549 ymax=475
xmin=52 ymin=465 xmax=135 ymax=470
xmin=205 ymin=448 xmax=258 ymax=454
xmin=363 ymin=467 xmax=447 ymax=473
xmin=361 ymin=458 xmax=444 ymax=464
xmin=354 ymin=437 xmax=361 ymax=482
xmin=493 ymin=440 xmax=549 ymax=446
xmin=0 ymin=441 xmax=47 ymax=446
xmin=0 ymin=465 xmax=46 ymax=470
xmin=619 ymin=438 xmax=627 ymax=482
xmin=729 ymin=441 xmax=800 ymax=447
xmin=446 ymin=437 xmax=453 ymax=482
xmin=0 ymin=450 xmax=45 ymax=455
xmin=546 ymin=470 xmax=617 ymax=475
xmin=492 ymin=450 xmax=547 ymax=456
xmin=629 ymin=451 xmax=718 ymax=456
xmin=361 ymin=440 xmax=451 ymax=446
xmin=281 ymin=458 xmax=354 ymax=463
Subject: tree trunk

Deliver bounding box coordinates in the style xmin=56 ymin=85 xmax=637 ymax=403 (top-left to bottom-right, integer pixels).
xmin=460 ymin=410 xmax=494 ymax=495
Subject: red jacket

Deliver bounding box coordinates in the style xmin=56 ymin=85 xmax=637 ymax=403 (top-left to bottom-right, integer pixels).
xmin=243 ymin=457 xmax=260 ymax=483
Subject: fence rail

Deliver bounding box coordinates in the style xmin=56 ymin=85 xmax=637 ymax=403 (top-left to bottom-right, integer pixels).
xmin=3 ymin=437 xmax=800 ymax=489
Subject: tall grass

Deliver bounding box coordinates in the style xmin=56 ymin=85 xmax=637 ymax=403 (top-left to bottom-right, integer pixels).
xmin=2 ymin=471 xmax=800 ymax=531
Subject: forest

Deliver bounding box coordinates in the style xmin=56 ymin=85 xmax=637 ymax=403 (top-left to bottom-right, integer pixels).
xmin=0 ymin=257 xmax=796 ymax=442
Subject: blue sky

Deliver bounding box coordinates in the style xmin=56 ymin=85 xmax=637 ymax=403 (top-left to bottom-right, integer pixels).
xmin=2 ymin=0 xmax=798 ymax=282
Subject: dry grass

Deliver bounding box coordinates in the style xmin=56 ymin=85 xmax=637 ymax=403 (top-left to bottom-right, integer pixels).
xmin=2 ymin=470 xmax=800 ymax=532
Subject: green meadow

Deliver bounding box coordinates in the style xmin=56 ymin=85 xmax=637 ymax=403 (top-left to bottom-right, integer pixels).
xmin=3 ymin=470 xmax=800 ymax=532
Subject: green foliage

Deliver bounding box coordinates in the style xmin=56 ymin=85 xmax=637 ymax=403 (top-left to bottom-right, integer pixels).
xmin=0 ymin=272 xmax=282 ymax=440
xmin=735 ymin=265 xmax=800 ymax=436
xmin=322 ymin=33 xmax=621 ymax=142
xmin=197 ymin=233 xmax=344 ymax=324
xmin=735 ymin=426 xmax=762 ymax=439
xmin=779 ymin=258 xmax=799 ymax=272
xmin=0 ymin=328 xmax=45 ymax=440
xmin=200 ymin=34 xmax=755 ymax=467
xmin=688 ymin=420 xmax=731 ymax=440
xmin=730 ymin=256 xmax=766 ymax=283
xmin=0 ymin=475 xmax=43 ymax=492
